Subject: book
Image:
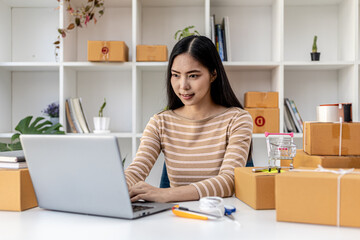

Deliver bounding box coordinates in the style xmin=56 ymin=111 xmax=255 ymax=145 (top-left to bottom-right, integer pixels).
xmin=290 ymin=100 xmax=303 ymax=131
xmin=0 ymin=150 xmax=25 ymax=162
xmin=284 ymin=103 xmax=296 ymax=133
xmin=285 ymin=98 xmax=302 ymax=133
xmin=65 ymin=100 xmax=77 ymax=133
xmin=222 ymin=16 xmax=231 ymax=61
xmin=216 ymin=24 xmax=224 ymax=61
xmin=0 ymin=161 xmax=27 ymax=169
xmin=72 ymin=98 xmax=90 ymax=133
xmin=210 ymin=15 xmax=216 ymax=46
xmin=67 ymin=98 xmax=83 ymax=133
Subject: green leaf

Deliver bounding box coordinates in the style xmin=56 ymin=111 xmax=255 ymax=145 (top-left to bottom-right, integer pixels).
xmin=85 ymin=6 xmax=91 ymax=12
xmin=99 ymin=10 xmax=104 ymax=15
xmin=75 ymin=18 xmax=81 ymax=26
xmin=11 ymin=133 xmax=20 ymax=143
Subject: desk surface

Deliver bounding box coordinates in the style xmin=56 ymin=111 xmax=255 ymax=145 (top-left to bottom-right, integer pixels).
xmin=0 ymin=197 xmax=357 ymax=240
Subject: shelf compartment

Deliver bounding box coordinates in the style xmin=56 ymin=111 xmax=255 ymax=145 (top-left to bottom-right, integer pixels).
xmin=62 ymin=68 xmax=133 ymax=134
xmin=0 ymin=2 xmax=59 ymax=62
xmin=135 ymin=70 xmax=167 ymax=133
xmin=284 ymin=65 xmax=357 ymax=122
xmin=284 ymin=61 xmax=354 ymax=70
xmin=0 ymin=62 xmax=60 ymax=71
xmin=0 ymin=69 xmax=59 ymax=134
xmin=284 ymin=0 xmax=356 ymax=62
xmin=210 ymin=0 xmax=281 ymax=62
xmin=62 ymin=1 xmax=132 ymax=62
xmin=137 ymin=0 xmax=205 ymax=58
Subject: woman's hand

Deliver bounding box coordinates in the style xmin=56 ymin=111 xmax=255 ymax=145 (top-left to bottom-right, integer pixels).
xmin=129 ymin=181 xmax=169 ymax=203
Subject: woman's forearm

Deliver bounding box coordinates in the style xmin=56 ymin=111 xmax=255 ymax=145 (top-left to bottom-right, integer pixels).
xmin=165 ymin=184 xmax=200 ymax=202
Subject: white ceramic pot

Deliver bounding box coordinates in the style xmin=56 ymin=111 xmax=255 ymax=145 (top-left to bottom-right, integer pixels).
xmin=93 ymin=117 xmax=110 ymax=134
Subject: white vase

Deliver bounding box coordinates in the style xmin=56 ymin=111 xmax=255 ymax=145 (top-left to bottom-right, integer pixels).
xmin=93 ymin=117 xmax=110 ymax=134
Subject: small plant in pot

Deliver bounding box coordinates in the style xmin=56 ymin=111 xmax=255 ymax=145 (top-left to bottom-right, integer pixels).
xmin=311 ymin=35 xmax=320 ymax=61
xmin=93 ymin=98 xmax=110 ymax=134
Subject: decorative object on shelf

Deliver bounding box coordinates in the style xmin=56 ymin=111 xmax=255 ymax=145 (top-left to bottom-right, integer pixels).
xmin=43 ymin=102 xmax=59 ymax=125
xmin=136 ymin=45 xmax=168 ymax=62
xmin=310 ymin=35 xmax=320 ymax=61
xmin=93 ymin=98 xmax=110 ymax=134
xmin=0 ymin=116 xmax=65 ymax=152
xmin=88 ymin=41 xmax=129 ymax=62
xmin=174 ymin=26 xmax=200 ymax=41
xmin=54 ymin=0 xmax=105 ymax=59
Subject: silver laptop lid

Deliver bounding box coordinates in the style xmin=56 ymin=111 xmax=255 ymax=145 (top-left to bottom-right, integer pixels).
xmin=20 ymin=135 xmax=134 ymax=219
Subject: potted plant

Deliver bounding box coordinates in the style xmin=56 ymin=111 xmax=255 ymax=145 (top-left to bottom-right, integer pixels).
xmin=43 ymin=102 xmax=59 ymax=125
xmin=311 ymin=35 xmax=320 ymax=61
xmin=93 ymin=98 xmax=110 ymax=134
xmin=174 ymin=25 xmax=200 ymax=41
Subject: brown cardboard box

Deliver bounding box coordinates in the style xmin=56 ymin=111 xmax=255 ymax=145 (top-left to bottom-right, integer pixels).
xmin=245 ymin=108 xmax=279 ymax=133
xmin=245 ymin=92 xmax=279 ymax=108
xmin=235 ymin=167 xmax=281 ymax=210
xmin=276 ymin=170 xmax=360 ymax=227
xmin=0 ymin=169 xmax=37 ymax=211
xmin=88 ymin=41 xmax=128 ymax=62
xmin=303 ymin=122 xmax=360 ymax=156
xmin=281 ymin=149 xmax=360 ymax=168
xmin=136 ymin=45 xmax=168 ymax=62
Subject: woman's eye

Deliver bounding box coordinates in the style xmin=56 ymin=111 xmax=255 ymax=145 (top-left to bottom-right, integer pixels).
xmin=189 ymin=74 xmax=198 ymax=78
xmin=172 ymin=73 xmax=179 ymax=78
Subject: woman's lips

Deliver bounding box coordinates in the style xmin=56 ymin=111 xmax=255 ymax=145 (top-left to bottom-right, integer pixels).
xmin=180 ymin=93 xmax=194 ymax=100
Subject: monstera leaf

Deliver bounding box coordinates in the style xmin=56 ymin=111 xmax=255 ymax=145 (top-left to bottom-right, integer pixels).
xmin=0 ymin=116 xmax=65 ymax=152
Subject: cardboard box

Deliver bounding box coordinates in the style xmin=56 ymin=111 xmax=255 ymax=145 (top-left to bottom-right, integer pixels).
xmin=304 ymin=122 xmax=360 ymax=156
xmin=0 ymin=169 xmax=37 ymax=211
xmin=235 ymin=167 xmax=281 ymax=210
xmin=281 ymin=149 xmax=360 ymax=168
xmin=244 ymin=92 xmax=279 ymax=108
xmin=276 ymin=170 xmax=360 ymax=227
xmin=245 ymin=108 xmax=279 ymax=133
xmin=136 ymin=45 xmax=168 ymax=62
xmin=88 ymin=41 xmax=128 ymax=62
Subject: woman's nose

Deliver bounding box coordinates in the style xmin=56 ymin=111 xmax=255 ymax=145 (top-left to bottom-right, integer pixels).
xmin=180 ymin=77 xmax=190 ymax=90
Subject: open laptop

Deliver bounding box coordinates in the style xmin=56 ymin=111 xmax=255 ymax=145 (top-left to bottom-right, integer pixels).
xmin=20 ymin=135 xmax=174 ymax=219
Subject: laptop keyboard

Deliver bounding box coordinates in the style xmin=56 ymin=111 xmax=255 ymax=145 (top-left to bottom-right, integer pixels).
xmin=132 ymin=205 xmax=154 ymax=212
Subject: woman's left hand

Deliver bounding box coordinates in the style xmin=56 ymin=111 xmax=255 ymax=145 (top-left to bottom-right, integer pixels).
xmin=129 ymin=181 xmax=169 ymax=203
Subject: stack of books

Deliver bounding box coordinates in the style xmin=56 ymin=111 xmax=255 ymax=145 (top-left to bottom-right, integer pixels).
xmin=284 ymin=98 xmax=303 ymax=133
xmin=0 ymin=150 xmax=27 ymax=169
xmin=65 ymin=98 xmax=90 ymax=133
xmin=210 ymin=15 xmax=231 ymax=62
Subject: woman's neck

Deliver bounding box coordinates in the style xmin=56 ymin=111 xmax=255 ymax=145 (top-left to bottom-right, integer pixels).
xmin=174 ymin=103 xmax=227 ymax=120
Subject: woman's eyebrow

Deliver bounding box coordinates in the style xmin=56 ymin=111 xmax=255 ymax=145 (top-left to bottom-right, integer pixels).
xmin=171 ymin=69 xmax=201 ymax=74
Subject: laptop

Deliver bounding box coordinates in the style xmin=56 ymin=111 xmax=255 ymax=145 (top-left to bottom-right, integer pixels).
xmin=20 ymin=135 xmax=174 ymax=219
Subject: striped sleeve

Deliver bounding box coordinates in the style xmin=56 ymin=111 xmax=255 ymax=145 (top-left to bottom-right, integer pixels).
xmin=190 ymin=111 xmax=253 ymax=198
xmin=124 ymin=115 xmax=161 ymax=187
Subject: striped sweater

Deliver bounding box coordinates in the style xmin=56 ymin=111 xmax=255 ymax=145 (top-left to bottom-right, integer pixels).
xmin=125 ymin=107 xmax=253 ymax=198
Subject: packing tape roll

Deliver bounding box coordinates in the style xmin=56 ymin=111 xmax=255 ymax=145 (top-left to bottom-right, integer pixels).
xmin=316 ymin=105 xmax=339 ymax=122
xmin=199 ymin=197 xmax=224 ymax=217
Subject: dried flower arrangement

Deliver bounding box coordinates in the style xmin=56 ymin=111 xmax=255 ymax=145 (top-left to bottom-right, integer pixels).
xmin=43 ymin=102 xmax=60 ymax=118
xmin=54 ymin=0 xmax=105 ymax=58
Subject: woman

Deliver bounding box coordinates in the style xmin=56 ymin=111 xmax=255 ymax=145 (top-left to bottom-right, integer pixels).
xmin=125 ymin=35 xmax=253 ymax=203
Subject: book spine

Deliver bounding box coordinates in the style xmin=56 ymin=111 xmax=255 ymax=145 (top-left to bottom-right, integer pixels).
xmin=216 ymin=24 xmax=224 ymax=61
xmin=285 ymin=98 xmax=301 ymax=133
xmin=78 ymin=98 xmax=91 ymax=133
xmin=291 ymin=100 xmax=303 ymax=131
xmin=73 ymin=98 xmax=90 ymax=133
xmin=210 ymin=15 xmax=216 ymax=46
xmin=283 ymin=103 xmax=294 ymax=133
xmin=65 ymin=99 xmax=77 ymax=133
xmin=69 ymin=98 xmax=83 ymax=133
xmin=224 ymin=16 xmax=231 ymax=62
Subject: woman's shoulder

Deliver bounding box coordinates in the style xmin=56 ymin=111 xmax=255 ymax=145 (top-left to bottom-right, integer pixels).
xmin=228 ymin=107 xmax=252 ymax=119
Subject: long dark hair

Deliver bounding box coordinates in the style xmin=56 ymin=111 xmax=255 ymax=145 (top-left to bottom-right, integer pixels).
xmin=166 ymin=35 xmax=243 ymax=110
xmin=166 ymin=35 xmax=252 ymax=163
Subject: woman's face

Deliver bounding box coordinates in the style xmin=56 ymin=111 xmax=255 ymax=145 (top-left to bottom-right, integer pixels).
xmin=170 ymin=53 xmax=215 ymax=107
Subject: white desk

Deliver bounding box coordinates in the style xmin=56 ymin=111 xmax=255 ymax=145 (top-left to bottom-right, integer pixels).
xmin=0 ymin=197 xmax=357 ymax=240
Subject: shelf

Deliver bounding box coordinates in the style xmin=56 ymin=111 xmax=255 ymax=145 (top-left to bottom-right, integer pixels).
xmin=1 ymin=0 xmax=58 ymax=7
xmin=284 ymin=62 xmax=354 ymax=70
xmin=67 ymin=132 xmax=133 ymax=138
xmin=285 ymin=0 xmax=344 ymax=6
xmin=141 ymin=0 xmax=204 ymax=7
xmin=211 ymin=0 xmax=274 ymax=7
xmin=0 ymin=62 xmax=60 ymax=71
xmin=0 ymin=133 xmax=14 ymax=138
xmin=62 ymin=62 xmax=132 ymax=71
xmin=135 ymin=62 xmax=168 ymax=71
xmin=223 ymin=62 xmax=280 ymax=70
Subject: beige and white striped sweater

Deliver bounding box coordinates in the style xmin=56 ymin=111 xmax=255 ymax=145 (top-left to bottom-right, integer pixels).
xmin=125 ymin=107 xmax=253 ymax=198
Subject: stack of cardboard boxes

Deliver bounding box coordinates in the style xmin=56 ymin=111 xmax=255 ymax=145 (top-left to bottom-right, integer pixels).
xmin=276 ymin=121 xmax=360 ymax=227
xmin=244 ymin=92 xmax=279 ymax=133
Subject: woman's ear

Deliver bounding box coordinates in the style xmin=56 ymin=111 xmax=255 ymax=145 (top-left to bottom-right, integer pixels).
xmin=211 ymin=70 xmax=217 ymax=82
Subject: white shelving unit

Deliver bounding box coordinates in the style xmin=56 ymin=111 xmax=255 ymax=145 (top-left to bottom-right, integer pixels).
xmin=1 ymin=0 xmax=359 ymax=186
